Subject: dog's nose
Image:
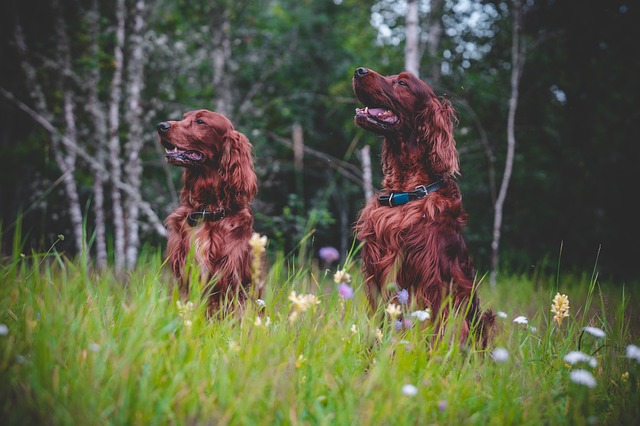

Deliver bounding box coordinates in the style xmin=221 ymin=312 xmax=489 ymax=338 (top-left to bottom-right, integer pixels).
xmin=157 ymin=122 xmax=171 ymax=133
xmin=354 ymin=67 xmax=369 ymax=78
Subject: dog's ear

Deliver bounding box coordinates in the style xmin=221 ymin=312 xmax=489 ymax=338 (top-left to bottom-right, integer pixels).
xmin=415 ymin=97 xmax=459 ymax=177
xmin=219 ymin=129 xmax=258 ymax=204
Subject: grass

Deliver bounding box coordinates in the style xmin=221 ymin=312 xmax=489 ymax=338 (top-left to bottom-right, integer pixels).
xmin=0 ymin=238 xmax=639 ymax=425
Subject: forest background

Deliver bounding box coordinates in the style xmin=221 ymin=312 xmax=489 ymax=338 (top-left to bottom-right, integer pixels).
xmin=0 ymin=0 xmax=638 ymax=284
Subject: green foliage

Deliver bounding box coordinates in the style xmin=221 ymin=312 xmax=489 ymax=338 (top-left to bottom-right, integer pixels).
xmin=1 ymin=240 xmax=638 ymax=425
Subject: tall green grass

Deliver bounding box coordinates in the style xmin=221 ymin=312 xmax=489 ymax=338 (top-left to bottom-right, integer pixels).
xmin=0 ymin=240 xmax=638 ymax=425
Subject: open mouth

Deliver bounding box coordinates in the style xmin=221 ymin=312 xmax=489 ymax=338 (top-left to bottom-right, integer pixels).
xmin=161 ymin=140 xmax=205 ymax=165
xmin=355 ymin=106 xmax=399 ymax=124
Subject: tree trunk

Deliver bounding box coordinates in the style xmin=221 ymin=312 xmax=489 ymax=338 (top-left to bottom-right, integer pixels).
xmin=490 ymin=0 xmax=526 ymax=287
xmin=87 ymin=0 xmax=108 ymax=270
xmin=109 ymin=0 xmax=127 ymax=272
xmin=123 ymin=0 xmax=148 ymax=271
xmin=425 ymin=0 xmax=444 ymax=83
xmin=405 ymin=0 xmax=420 ymax=76
xmin=359 ymin=145 xmax=374 ymax=201
xmin=212 ymin=11 xmax=233 ymax=116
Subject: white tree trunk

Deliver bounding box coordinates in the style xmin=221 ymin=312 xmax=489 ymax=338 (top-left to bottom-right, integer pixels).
xmin=359 ymin=145 xmax=374 ymax=201
xmin=109 ymin=0 xmax=127 ymax=272
xmin=405 ymin=0 xmax=420 ymax=76
xmin=490 ymin=0 xmax=526 ymax=287
xmin=86 ymin=0 xmax=108 ymax=270
xmin=123 ymin=0 xmax=148 ymax=270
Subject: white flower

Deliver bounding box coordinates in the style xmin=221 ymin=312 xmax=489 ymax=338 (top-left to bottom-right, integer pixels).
xmin=570 ymin=369 xmax=596 ymax=388
xmin=410 ymin=310 xmax=431 ymax=321
xmin=626 ymin=344 xmax=640 ymax=362
xmin=564 ymin=351 xmax=597 ymax=368
xmin=333 ymin=269 xmax=352 ymax=284
xmin=513 ymin=316 xmax=528 ymax=325
xmin=401 ymin=384 xmax=418 ymax=396
xmin=350 ymin=324 xmax=358 ymax=334
xmin=256 ymin=299 xmax=266 ymax=308
xmin=0 ymin=324 xmax=8 ymax=336
xmin=497 ymin=311 xmax=508 ymax=319
xmin=582 ymin=326 xmax=606 ymax=338
xmin=491 ymin=347 xmax=510 ymax=363
xmin=385 ymin=303 xmax=402 ymax=319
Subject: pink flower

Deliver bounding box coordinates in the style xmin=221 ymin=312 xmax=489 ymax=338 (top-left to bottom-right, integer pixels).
xmin=338 ymin=283 xmax=354 ymax=299
xmin=319 ymin=246 xmax=340 ymax=263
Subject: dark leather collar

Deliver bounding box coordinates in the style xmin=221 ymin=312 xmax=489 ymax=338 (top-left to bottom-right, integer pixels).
xmin=187 ymin=209 xmax=225 ymax=227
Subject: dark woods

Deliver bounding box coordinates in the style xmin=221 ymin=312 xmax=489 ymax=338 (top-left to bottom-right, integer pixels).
xmin=0 ymin=0 xmax=638 ymax=282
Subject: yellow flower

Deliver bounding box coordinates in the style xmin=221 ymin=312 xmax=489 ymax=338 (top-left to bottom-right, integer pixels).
xmin=376 ymin=328 xmax=383 ymax=343
xmin=295 ymin=354 xmax=306 ymax=368
xmin=551 ymin=293 xmax=570 ymax=326
xmin=385 ymin=303 xmax=402 ymax=319
xmin=288 ymin=291 xmax=320 ymax=323
xmin=333 ymin=269 xmax=351 ymax=284
xmin=249 ymin=232 xmax=268 ymax=254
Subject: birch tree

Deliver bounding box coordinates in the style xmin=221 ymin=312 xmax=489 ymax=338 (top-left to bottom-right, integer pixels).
xmin=490 ymin=0 xmax=527 ymax=286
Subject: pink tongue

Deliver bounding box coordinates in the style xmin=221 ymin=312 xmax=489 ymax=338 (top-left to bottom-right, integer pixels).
xmin=368 ymin=108 xmax=386 ymax=115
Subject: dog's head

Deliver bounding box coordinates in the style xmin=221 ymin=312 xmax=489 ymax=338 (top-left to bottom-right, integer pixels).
xmin=157 ymin=109 xmax=257 ymax=202
xmin=353 ymin=67 xmax=459 ymax=176
xmin=157 ymin=110 xmax=235 ymax=167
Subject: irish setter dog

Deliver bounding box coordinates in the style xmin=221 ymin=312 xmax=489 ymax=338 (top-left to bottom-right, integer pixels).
xmin=352 ymin=67 xmax=494 ymax=346
xmin=157 ymin=110 xmax=259 ymax=316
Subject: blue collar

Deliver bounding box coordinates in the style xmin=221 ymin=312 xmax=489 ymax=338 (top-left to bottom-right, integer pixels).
xmin=378 ymin=179 xmax=444 ymax=207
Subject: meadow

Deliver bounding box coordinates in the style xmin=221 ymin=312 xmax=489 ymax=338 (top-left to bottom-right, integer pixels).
xmin=1 ymin=233 xmax=639 ymax=425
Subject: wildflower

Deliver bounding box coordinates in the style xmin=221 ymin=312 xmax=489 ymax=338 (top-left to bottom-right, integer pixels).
xmin=228 ymin=341 xmax=241 ymax=353
xmin=564 ymin=351 xmax=597 ymax=368
xmin=333 ymin=269 xmax=351 ymax=284
xmin=621 ymin=372 xmax=629 ymax=382
xmin=513 ymin=316 xmax=528 ymax=325
xmin=295 ymin=354 xmax=306 ymax=368
xmin=397 ymin=289 xmax=409 ymax=305
xmin=569 ymin=369 xmax=596 ymax=388
xmin=249 ymin=233 xmax=268 ymax=287
xmin=256 ymin=299 xmax=266 ymax=308
xmin=184 ymin=319 xmax=193 ymax=327
xmin=385 ymin=303 xmax=402 ymax=319
xmin=626 ymin=344 xmax=640 ymax=363
xmin=394 ymin=320 xmax=404 ymax=332
xmin=176 ymin=300 xmax=194 ymax=317
xmin=551 ymin=293 xmax=570 ymax=326
xmin=88 ymin=343 xmax=100 ymax=352
xmin=350 ymin=324 xmax=358 ymax=334
xmin=410 ymin=310 xmax=431 ymax=322
xmin=319 ymin=246 xmax=340 ymax=263
xmin=288 ymin=291 xmax=320 ymax=323
xmin=57 ymin=234 xmax=65 ymax=241
xmin=582 ymin=326 xmax=606 ymax=338
xmin=249 ymin=232 xmax=268 ymax=254
xmin=376 ymin=328 xmax=383 ymax=343
xmin=438 ymin=400 xmax=448 ymax=412
xmin=338 ymin=283 xmax=354 ymax=299
xmin=491 ymin=347 xmax=510 ymax=363
xmin=401 ymin=384 xmax=418 ymax=396
xmin=497 ymin=311 xmax=508 ymax=319
xmin=0 ymin=324 xmax=8 ymax=336
xmin=403 ymin=318 xmax=413 ymax=330
xmin=254 ymin=316 xmax=271 ymax=327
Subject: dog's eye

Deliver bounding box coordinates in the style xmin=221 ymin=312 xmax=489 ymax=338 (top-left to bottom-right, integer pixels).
xmin=398 ymin=80 xmax=408 ymax=87
xmin=196 ymin=119 xmax=205 ymax=125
